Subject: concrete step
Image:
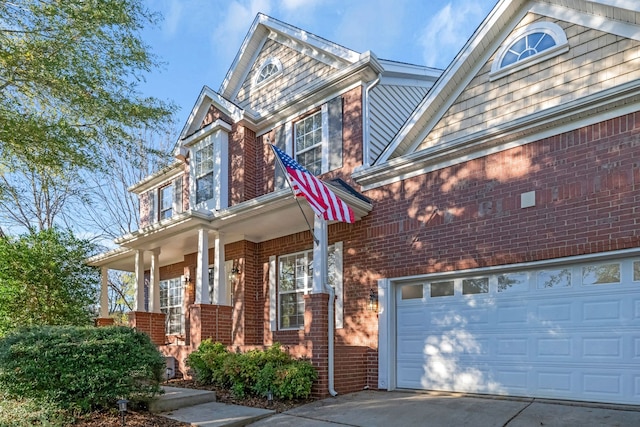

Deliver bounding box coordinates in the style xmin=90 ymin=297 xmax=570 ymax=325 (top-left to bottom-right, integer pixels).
xmin=149 ymin=386 xmax=217 ymax=413
xmin=159 ymin=401 xmax=275 ymax=427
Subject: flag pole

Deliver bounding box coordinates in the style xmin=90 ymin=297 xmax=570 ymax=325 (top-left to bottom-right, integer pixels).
xmin=270 ymin=145 xmax=319 ymax=245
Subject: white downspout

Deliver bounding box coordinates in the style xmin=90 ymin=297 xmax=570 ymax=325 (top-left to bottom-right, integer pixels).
xmin=324 ymin=281 xmax=338 ymax=397
xmin=363 ymin=73 xmax=382 ymax=167
xmin=313 ymin=216 xmax=338 ymax=397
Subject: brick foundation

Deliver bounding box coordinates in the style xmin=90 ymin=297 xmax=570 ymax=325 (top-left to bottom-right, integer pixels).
xmin=128 ymin=311 xmax=166 ymax=345
xmin=94 ymin=317 xmax=115 ymax=327
xmin=189 ymin=304 xmax=233 ymax=349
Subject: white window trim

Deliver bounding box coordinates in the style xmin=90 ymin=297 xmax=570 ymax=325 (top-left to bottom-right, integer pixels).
xmin=188 ymin=128 xmax=229 ymax=212
xmin=253 ymin=57 xmax=283 ymax=88
xmin=292 ymin=105 xmax=329 ymax=175
xmin=270 ymin=242 xmax=343 ymax=331
xmin=146 ymin=173 xmax=183 ymax=225
xmin=160 ymin=276 xmax=185 ymax=335
xmin=490 ymin=21 xmax=569 ymax=81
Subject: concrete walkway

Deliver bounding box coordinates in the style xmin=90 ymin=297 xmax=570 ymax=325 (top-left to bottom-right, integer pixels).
xmin=157 ymin=389 xmax=640 ymax=427
xmin=249 ymin=391 xmax=640 ymax=427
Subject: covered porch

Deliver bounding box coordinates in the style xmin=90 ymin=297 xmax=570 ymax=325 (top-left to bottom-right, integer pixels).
xmin=87 ymin=185 xmax=372 ymax=377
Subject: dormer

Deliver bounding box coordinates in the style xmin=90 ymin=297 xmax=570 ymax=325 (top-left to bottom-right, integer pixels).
xmin=129 ymin=161 xmax=187 ymax=228
xmin=175 ymin=88 xmax=243 ymax=212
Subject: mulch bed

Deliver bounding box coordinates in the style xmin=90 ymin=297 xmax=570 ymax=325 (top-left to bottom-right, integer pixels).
xmin=166 ymin=379 xmax=316 ymax=413
xmin=73 ymin=379 xmax=315 ymax=426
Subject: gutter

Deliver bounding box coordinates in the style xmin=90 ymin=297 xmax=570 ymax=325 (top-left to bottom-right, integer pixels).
xmin=362 ymin=73 xmax=382 ymax=167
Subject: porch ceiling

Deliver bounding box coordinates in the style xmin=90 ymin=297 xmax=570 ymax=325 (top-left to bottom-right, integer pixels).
xmin=88 ymin=187 xmax=372 ymax=271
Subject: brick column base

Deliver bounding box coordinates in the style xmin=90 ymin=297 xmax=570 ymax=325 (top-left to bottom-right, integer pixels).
xmin=128 ymin=311 xmax=166 ymax=345
xmin=189 ymin=304 xmax=233 ymax=349
xmin=94 ymin=317 xmax=115 ymax=327
xmin=304 ymin=293 xmax=330 ymax=399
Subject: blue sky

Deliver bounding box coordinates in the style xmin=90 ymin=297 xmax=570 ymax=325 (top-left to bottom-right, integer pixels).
xmin=140 ymin=0 xmax=498 ymax=130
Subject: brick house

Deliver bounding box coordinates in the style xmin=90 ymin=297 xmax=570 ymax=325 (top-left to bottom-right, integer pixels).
xmin=89 ymin=0 xmax=640 ymax=404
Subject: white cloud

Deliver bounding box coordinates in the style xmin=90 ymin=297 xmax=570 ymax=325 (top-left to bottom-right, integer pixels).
xmin=280 ymin=0 xmax=325 ymax=10
xmin=162 ymin=0 xmax=184 ymax=37
xmin=211 ymin=0 xmax=274 ymax=67
xmin=419 ymin=0 xmax=488 ymax=69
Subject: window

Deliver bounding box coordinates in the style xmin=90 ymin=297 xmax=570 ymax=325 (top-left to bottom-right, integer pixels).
xmin=500 ymin=32 xmax=556 ymax=68
xmin=294 ymin=111 xmax=323 ymax=175
xmin=490 ymin=22 xmax=568 ymax=80
xmin=195 ymin=143 xmax=214 ymax=204
xmin=462 ymin=278 xmax=489 ymax=295
xmin=278 ymin=245 xmax=339 ymax=329
xmin=634 ymin=261 xmax=640 ymax=281
xmin=497 ymin=273 xmax=528 ymax=293
xmin=537 ymin=268 xmax=571 ymax=289
xmin=255 ymin=58 xmax=282 ymax=86
xmin=402 ymin=284 xmax=424 ymax=300
xmin=582 ymin=263 xmax=620 ymax=285
xmin=159 ymin=184 xmax=173 ymax=220
xmin=160 ymin=277 xmax=184 ymax=335
xmin=431 ymin=281 xmax=454 ymax=297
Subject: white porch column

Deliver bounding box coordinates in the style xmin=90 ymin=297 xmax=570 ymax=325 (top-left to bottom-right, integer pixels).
xmin=99 ymin=266 xmax=109 ymax=318
xmin=195 ymin=227 xmax=210 ymax=304
xmin=134 ymin=249 xmax=146 ymax=311
xmin=212 ymin=232 xmax=227 ymax=305
xmin=312 ymin=216 xmax=329 ymax=294
xmin=149 ymin=248 xmax=161 ymax=313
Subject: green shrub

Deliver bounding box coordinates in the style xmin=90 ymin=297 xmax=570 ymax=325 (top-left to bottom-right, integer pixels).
xmin=186 ymin=339 xmax=228 ymax=384
xmin=187 ymin=342 xmax=317 ymax=400
xmin=0 ymin=325 xmax=165 ymax=413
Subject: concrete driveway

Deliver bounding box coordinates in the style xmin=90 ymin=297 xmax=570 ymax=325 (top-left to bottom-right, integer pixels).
xmin=248 ymin=390 xmax=640 ymax=426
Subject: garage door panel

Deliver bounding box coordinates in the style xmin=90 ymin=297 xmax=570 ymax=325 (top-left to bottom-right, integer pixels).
xmin=536 ymin=370 xmax=573 ymax=394
xmin=582 ymin=300 xmax=621 ymax=321
xmin=395 ymin=258 xmax=640 ymax=405
xmin=582 ymin=336 xmax=623 ymax=359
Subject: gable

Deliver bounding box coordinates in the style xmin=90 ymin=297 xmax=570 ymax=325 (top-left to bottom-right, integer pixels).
xmin=234 ymin=38 xmax=338 ymax=114
xmin=416 ymin=13 xmax=640 ymax=152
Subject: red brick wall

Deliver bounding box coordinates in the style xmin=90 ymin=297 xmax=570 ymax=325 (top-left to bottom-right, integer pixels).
xmin=305 ymin=293 xmax=329 ymax=399
xmin=128 ymin=311 xmax=166 ymax=345
xmin=94 ymin=318 xmax=115 ymax=327
xmin=359 ymin=112 xmax=640 ymax=280
xmin=229 ymin=125 xmax=257 ymax=206
xmin=334 ymin=346 xmax=368 ymax=394
xmin=256 ymin=86 xmax=364 ymax=196
xmin=189 ymin=304 xmax=233 ymax=348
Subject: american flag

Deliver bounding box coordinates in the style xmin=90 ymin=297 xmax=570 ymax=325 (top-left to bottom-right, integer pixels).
xmin=271 ymin=144 xmax=355 ymax=224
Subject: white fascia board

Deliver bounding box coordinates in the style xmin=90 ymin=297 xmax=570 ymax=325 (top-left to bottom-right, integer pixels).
xmin=589 ymin=0 xmax=640 ymax=13
xmin=375 ymin=0 xmax=521 ymax=164
xmin=181 ymin=119 xmax=233 ymax=148
xmin=219 ymin=13 xmax=266 ymax=97
xmin=177 ymin=87 xmax=242 ymax=142
xmin=378 ymin=58 xmax=443 ymax=80
xmin=531 ymin=2 xmax=640 ymax=40
xmin=261 ymin=15 xmax=360 ymax=64
xmin=128 ymin=161 xmax=184 ymax=194
xmin=86 ymin=246 xmax=133 ymax=267
xmin=255 ymin=80 xmax=364 ymax=137
xmin=114 ymin=210 xmax=213 ymax=246
xmin=354 ymin=79 xmax=640 ymax=191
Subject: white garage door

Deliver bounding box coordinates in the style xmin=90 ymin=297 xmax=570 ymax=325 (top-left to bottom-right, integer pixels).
xmin=396 ymin=258 xmax=640 ymax=405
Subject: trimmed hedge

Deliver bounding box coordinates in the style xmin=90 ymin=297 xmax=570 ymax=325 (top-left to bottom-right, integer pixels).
xmin=0 ymin=325 xmax=165 ymax=412
xmin=187 ymin=341 xmax=317 ymax=399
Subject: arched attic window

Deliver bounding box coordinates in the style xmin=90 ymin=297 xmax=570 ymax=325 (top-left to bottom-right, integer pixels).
xmin=254 ymin=57 xmax=283 ymax=87
xmin=490 ymin=22 xmax=568 ymax=81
